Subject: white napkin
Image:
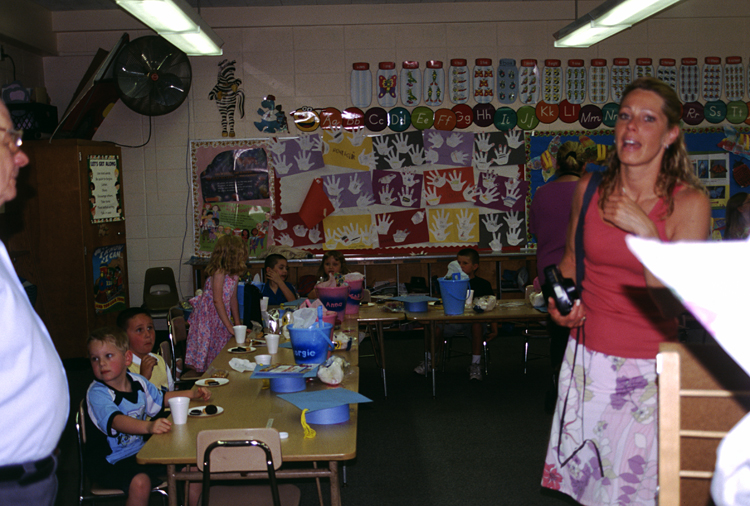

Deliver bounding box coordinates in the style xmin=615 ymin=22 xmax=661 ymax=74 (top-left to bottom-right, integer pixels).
xmin=229 ymin=358 xmax=257 ymax=372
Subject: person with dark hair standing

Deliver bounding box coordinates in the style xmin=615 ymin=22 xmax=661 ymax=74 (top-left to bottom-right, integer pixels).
xmin=0 ymin=99 xmax=69 ymax=505
xmin=541 ymin=78 xmax=711 ymax=505
xmin=529 ymin=141 xmax=586 ymax=410
xmin=724 ymin=191 xmax=750 ymax=239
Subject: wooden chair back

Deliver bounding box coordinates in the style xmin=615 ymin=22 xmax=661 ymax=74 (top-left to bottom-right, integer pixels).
xmin=658 ymin=342 xmax=750 ymax=506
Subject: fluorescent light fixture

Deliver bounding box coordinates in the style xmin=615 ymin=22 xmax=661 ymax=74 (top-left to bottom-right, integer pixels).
xmin=554 ymin=0 xmax=683 ymax=48
xmin=115 ymin=0 xmax=223 ymax=56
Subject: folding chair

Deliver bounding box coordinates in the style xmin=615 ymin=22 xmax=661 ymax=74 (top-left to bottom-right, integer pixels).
xmin=657 ymin=342 xmax=750 ymax=506
xmin=196 ymin=428 xmax=301 ymax=506
xmin=143 ymin=267 xmax=180 ymax=324
xmin=76 ymin=400 xmax=168 ymax=505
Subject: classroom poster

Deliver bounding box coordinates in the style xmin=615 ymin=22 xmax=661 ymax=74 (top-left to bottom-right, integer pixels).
xmin=691 ymin=152 xmax=730 ymax=208
xmin=88 ymin=155 xmax=123 ymax=224
xmin=192 ymin=140 xmax=274 ymax=257
xmin=92 ymin=244 xmax=126 ymax=314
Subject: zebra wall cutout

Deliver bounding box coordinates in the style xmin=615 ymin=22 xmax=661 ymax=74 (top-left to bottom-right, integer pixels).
xmin=209 ymin=59 xmax=245 ymax=137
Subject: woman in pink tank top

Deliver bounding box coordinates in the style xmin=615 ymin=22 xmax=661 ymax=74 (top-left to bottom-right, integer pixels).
xmin=541 ymin=78 xmax=710 ymax=506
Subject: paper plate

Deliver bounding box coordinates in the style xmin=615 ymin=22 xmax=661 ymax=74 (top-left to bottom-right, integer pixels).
xmin=195 ymin=378 xmax=229 ymax=387
xmin=188 ymin=405 xmax=224 ymax=417
xmin=228 ymin=346 xmax=256 ymax=354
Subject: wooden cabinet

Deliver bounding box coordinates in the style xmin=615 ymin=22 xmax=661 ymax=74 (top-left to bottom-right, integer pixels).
xmin=1 ymin=139 xmax=128 ymax=359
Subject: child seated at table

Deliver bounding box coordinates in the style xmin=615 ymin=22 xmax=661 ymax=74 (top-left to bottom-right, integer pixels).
xmin=414 ymin=248 xmax=498 ymax=381
xmin=307 ymin=250 xmax=350 ymax=300
xmin=84 ymin=327 xmax=211 ymax=506
xmin=117 ymin=307 xmax=173 ymax=393
xmin=261 ymin=253 xmax=299 ymax=305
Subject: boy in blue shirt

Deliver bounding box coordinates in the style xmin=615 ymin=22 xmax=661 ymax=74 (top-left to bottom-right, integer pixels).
xmin=84 ymin=327 xmax=211 ymax=506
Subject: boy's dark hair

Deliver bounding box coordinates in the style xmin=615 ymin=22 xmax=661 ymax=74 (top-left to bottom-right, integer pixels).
xmin=87 ymin=327 xmax=129 ymax=354
xmin=264 ymin=253 xmax=287 ymax=270
xmin=457 ymin=248 xmax=480 ymax=266
xmin=116 ymin=307 xmax=151 ymax=331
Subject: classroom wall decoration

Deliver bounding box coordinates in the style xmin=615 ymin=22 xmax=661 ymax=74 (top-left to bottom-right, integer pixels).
xmin=88 ymin=154 xmax=123 ymax=224
xmin=208 ymin=59 xmax=245 ymax=138
xmin=92 ymin=244 xmax=126 ymax=314
xmin=191 ymin=140 xmax=273 ymax=257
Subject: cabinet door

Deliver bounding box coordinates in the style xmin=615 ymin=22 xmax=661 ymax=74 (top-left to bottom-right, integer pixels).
xmin=78 ymin=145 xmax=129 ymax=333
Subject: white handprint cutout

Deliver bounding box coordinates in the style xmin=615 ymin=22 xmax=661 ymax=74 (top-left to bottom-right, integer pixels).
xmin=273 ymin=217 xmax=288 ymax=230
xmin=482 ymin=214 xmax=501 ymax=233
xmin=451 ymin=150 xmax=469 ymax=165
xmin=393 ymin=133 xmax=410 ymax=154
xmin=482 ymin=172 xmax=497 ymax=189
xmin=463 ymin=184 xmax=479 ymax=202
xmin=348 ymin=174 xmax=363 ymax=195
xmin=376 ymin=215 xmax=393 ymax=235
xmin=505 ymin=129 xmax=523 ymax=149
xmin=295 ymin=151 xmax=314 ymax=171
xmin=475 ymin=132 xmax=494 ymax=153
xmin=427 ymin=131 xmax=444 ymax=149
xmin=479 ymin=187 xmax=500 ymax=205
xmin=424 ymin=186 xmax=441 ymax=206
xmin=448 ymin=170 xmax=466 ymax=192
xmin=506 ymin=227 xmax=522 ymax=246
xmin=446 ymin=132 xmax=462 ymax=148
xmin=503 ymin=211 xmax=523 ymax=230
xmin=324 ymin=176 xmax=343 ymax=197
xmin=274 ymin=155 xmax=292 ymax=175
xmin=356 ymin=193 xmax=375 ymax=207
xmin=372 ymin=136 xmax=391 ymax=156
xmin=426 ymin=170 xmax=447 ymax=188
xmin=401 ymin=171 xmax=418 ymax=189
xmin=293 ymin=224 xmax=308 ymax=237
xmin=379 ymin=173 xmax=396 ymax=184
xmin=358 ymin=150 xmax=376 ymax=170
xmin=408 ymin=145 xmax=427 ymax=166
xmin=393 ymin=229 xmax=410 ymax=243
xmin=277 ymin=233 xmax=294 ymax=247
xmin=503 ymin=178 xmax=522 ymax=208
xmin=327 ymin=126 xmax=344 ymax=144
xmin=492 ymin=145 xmax=511 ymax=166
xmin=348 ymin=128 xmax=366 ymax=147
xmin=379 ymin=185 xmax=396 ymax=205
xmin=473 ymin=150 xmax=491 ymax=171
xmin=267 ymin=137 xmax=286 ymax=155
xmin=385 ymin=150 xmax=404 ymax=170
xmin=297 ymin=134 xmax=315 ymax=152
xmin=429 ymin=210 xmax=452 ymax=241
xmin=411 ymin=211 xmax=425 ymax=224
xmin=489 ymin=232 xmax=503 ymax=252
xmin=398 ymin=187 xmax=415 ymax=207
xmin=456 ymin=209 xmax=475 ymax=241
xmin=308 ymin=226 xmax=322 ymax=243
xmin=425 ymin=149 xmax=439 ymax=164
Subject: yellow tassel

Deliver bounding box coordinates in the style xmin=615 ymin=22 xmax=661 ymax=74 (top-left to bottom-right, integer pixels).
xmin=301 ymin=409 xmax=316 ymax=439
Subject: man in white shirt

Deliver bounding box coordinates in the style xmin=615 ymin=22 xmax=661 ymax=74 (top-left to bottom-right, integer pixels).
xmin=0 ymin=99 xmax=69 ymax=505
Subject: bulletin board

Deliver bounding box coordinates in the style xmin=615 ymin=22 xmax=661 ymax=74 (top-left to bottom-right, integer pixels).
xmin=265 ymin=128 xmax=530 ymax=255
xmin=191 ymin=140 xmax=274 ymax=258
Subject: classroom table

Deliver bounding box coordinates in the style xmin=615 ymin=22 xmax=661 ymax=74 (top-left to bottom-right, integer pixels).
xmin=404 ymin=302 xmax=547 ymax=396
xmin=345 ymin=304 xmax=405 ymax=398
xmin=137 ymin=339 xmax=359 ymax=506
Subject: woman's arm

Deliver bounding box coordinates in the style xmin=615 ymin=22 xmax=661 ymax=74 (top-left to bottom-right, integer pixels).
xmin=211 ymin=271 xmax=234 ymax=334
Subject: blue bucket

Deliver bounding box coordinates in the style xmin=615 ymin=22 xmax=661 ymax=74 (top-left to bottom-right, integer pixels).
xmin=438 ymin=278 xmax=470 ymax=315
xmin=288 ymin=323 xmax=334 ymax=365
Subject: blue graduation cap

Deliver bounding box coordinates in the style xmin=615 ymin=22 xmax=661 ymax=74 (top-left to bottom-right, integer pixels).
xmin=278 ymin=388 xmax=372 ymax=424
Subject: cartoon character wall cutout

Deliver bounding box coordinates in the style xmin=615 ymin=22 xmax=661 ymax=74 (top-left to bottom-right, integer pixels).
xmin=209 ymin=59 xmax=245 ymax=137
xmin=254 ymin=95 xmax=288 ymax=133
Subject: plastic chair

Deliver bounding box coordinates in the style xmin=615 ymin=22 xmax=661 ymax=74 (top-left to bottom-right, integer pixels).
xmin=196 ymin=428 xmax=301 ymax=506
xmin=441 ymin=329 xmax=490 ymax=375
xmin=143 ymin=267 xmax=180 ymax=319
xmin=76 ymin=400 xmax=168 ymax=505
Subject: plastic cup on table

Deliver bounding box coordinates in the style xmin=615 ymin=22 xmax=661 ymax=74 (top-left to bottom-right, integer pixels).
xmin=266 ymin=334 xmax=280 ymax=354
xmin=168 ymin=396 xmax=190 ymax=425
xmin=233 ymin=325 xmax=247 ymax=345
xmin=260 ymin=297 xmax=269 ymax=312
xmin=255 ymin=354 xmax=272 ymax=366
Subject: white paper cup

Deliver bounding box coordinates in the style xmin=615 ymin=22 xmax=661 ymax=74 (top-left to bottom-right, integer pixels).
xmin=255 ymin=354 xmax=272 ymax=366
xmin=260 ymin=297 xmax=269 ymax=312
xmin=233 ymin=325 xmax=247 ymax=345
xmin=168 ymin=396 xmax=190 ymax=425
xmin=266 ymin=334 xmax=280 ymax=354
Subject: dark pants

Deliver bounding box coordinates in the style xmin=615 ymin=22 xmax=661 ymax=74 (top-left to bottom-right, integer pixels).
xmin=0 ymin=453 xmax=58 ymax=506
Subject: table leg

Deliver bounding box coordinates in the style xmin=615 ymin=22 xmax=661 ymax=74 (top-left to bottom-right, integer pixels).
xmin=377 ymin=322 xmax=387 ymax=397
xmin=167 ymin=464 xmax=178 ymax=506
xmin=430 ymin=321 xmax=437 ymax=397
xmin=329 ymin=461 xmax=341 ymax=506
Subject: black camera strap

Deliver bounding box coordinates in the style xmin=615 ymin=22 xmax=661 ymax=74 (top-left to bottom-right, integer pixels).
xmin=556 ymin=170 xmax=605 ymax=474
xmin=575 ymin=170 xmax=603 ymax=288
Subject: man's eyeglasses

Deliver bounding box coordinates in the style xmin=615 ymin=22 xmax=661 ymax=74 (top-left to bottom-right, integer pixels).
xmin=0 ymin=127 xmax=23 ymax=153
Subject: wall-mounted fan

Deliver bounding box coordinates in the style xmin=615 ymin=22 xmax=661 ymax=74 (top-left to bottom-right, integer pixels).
xmin=113 ymin=36 xmax=192 ymax=116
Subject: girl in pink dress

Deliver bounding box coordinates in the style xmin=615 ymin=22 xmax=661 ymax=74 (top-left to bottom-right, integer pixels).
xmin=185 ymin=234 xmax=248 ymax=373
